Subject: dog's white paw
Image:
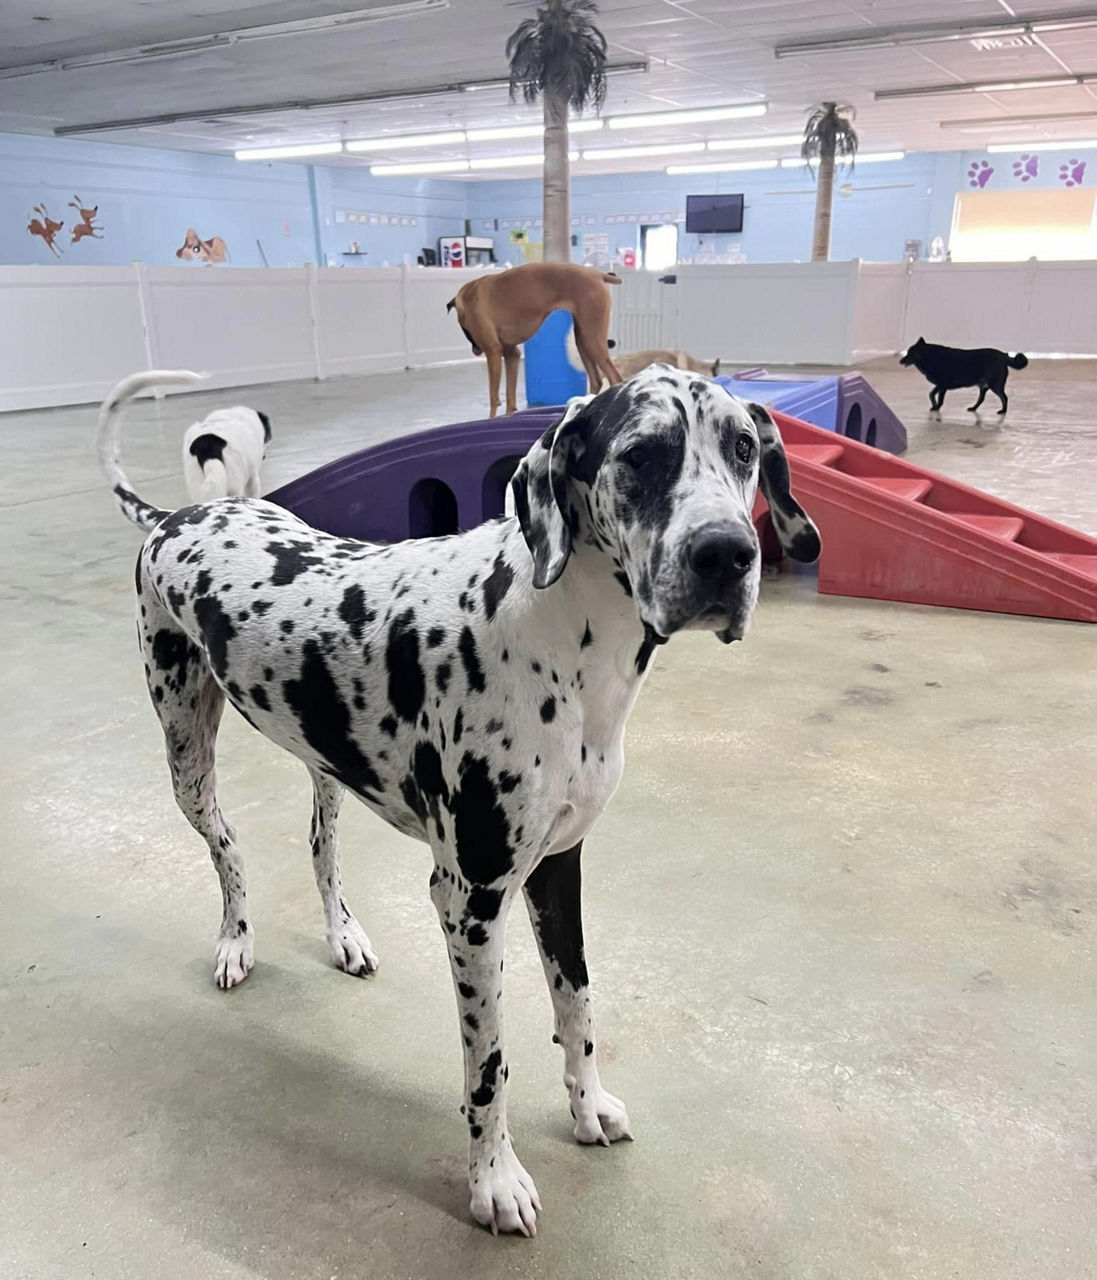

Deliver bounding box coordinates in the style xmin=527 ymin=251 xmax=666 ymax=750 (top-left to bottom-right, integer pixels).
xmin=569 ymin=1080 xmax=633 ymax=1146
xmin=214 ymin=931 xmax=254 ymax=989
xmin=469 ymin=1142 xmax=541 ymax=1237
xmin=328 ymin=920 xmax=379 ymax=977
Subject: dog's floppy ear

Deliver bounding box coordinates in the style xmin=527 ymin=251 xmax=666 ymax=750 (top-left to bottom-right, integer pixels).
xmin=711 ymin=357 xmax=721 ymax=377
xmin=446 ymin=298 xmax=456 ymax=313
xmin=744 ymin=402 xmax=821 ymax=564
xmin=256 ymin=410 xmax=272 ymax=444
xmin=508 ymin=397 xmax=593 ymax=589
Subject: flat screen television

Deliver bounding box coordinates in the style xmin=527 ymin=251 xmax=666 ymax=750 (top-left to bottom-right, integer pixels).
xmin=685 ymin=193 xmax=744 ymax=234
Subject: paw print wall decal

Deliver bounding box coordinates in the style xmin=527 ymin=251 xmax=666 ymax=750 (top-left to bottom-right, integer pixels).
xmin=1012 ymin=154 xmax=1039 ymax=182
xmin=1059 ymin=158 xmax=1086 ymax=187
xmin=968 ymin=160 xmax=994 ymax=188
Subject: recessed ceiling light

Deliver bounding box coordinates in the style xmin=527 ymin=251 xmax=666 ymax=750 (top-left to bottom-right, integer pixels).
xmin=667 ymin=159 xmax=778 ymax=174
xmin=370 ymin=159 xmax=471 ymax=175
xmin=706 ymin=134 xmax=803 ymax=151
xmin=347 ymin=130 xmax=466 ymax=151
xmin=581 ymin=142 xmax=706 ymax=160
xmin=607 ymin=103 xmax=766 ymax=130
xmin=236 ymin=142 xmax=344 ymax=160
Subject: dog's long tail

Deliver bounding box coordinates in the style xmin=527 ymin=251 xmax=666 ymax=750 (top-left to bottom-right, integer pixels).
xmin=1008 ymin=352 xmax=1028 ymax=370
xmin=97 ymin=369 xmax=205 ymax=531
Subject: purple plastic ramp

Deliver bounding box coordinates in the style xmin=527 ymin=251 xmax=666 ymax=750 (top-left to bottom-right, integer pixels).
xmin=834 ymin=373 xmax=907 ymax=454
xmin=266 ymin=413 xmax=560 ymax=542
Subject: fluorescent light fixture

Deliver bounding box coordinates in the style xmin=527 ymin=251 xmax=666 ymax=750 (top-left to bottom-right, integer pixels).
xmin=940 ymin=111 xmax=1097 ymax=131
xmin=370 ymin=160 xmax=471 ymax=175
xmin=581 ymin=142 xmax=706 ymax=161
xmin=469 ymin=153 xmax=555 ymax=170
xmin=876 ymin=74 xmax=1095 ymax=101
xmin=607 ymin=103 xmax=766 ymax=130
xmin=236 ymin=141 xmax=344 ymax=160
xmin=667 ymin=159 xmax=778 ymax=174
xmin=973 ymin=78 xmax=1080 ymax=92
xmin=463 ymin=61 xmax=647 ymax=92
xmin=780 ymin=151 xmax=904 ymax=167
xmin=52 ymin=65 xmax=647 ymax=136
xmin=3 ymin=1 xmax=448 ymax=81
xmin=706 ymin=133 xmax=803 ymax=151
xmin=987 ymin=139 xmax=1097 ymax=152
xmin=775 ymin=11 xmax=1097 ymax=57
xmin=347 ymin=130 xmax=466 ymax=151
xmin=466 ymin=119 xmax=603 ymax=141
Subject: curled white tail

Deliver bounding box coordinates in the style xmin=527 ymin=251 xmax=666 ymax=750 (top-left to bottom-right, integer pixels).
xmin=97 ymin=369 xmax=206 ymax=530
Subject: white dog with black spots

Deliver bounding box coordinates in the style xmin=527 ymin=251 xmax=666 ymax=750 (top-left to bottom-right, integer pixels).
xmin=97 ymin=366 xmax=820 ymax=1236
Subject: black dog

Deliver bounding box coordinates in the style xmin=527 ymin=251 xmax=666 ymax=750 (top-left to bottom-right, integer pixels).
xmin=900 ymin=337 xmax=1028 ymax=415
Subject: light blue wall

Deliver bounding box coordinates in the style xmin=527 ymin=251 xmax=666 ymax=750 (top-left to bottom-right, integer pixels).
xmin=311 ymin=165 xmax=468 ymax=267
xmin=4 ymin=130 xmax=1096 ymax=269
xmin=2 ymin=132 xmax=318 ymax=267
xmin=468 ymin=153 xmax=944 ymax=266
xmin=1 ymin=131 xmax=469 ymax=268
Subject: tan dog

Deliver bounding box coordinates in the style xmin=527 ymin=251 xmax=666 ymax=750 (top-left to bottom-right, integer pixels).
xmin=574 ymin=343 xmax=721 ymax=390
xmin=447 ymin=263 xmax=623 ymax=417
xmin=614 ymin=348 xmax=720 ymax=380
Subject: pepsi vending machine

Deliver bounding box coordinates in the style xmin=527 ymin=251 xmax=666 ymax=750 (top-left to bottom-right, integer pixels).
xmin=439 ymin=235 xmax=495 ymax=267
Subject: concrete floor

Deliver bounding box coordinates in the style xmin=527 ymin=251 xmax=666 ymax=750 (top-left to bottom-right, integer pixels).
xmin=1 ymin=359 xmax=1094 ymax=1279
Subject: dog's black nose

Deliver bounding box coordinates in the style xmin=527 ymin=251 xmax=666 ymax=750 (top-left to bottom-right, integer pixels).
xmin=688 ymin=524 xmax=757 ymax=580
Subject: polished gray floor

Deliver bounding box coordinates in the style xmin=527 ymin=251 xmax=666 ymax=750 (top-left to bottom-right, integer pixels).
xmin=1 ymin=358 xmax=1094 ymax=1279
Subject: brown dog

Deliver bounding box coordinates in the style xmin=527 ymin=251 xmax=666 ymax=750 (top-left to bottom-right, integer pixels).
xmin=614 ymin=348 xmax=720 ymax=380
xmin=447 ymin=263 xmax=623 ymax=417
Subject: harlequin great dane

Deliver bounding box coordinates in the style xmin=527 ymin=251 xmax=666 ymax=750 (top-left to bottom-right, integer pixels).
xmin=97 ymin=366 xmax=820 ymax=1237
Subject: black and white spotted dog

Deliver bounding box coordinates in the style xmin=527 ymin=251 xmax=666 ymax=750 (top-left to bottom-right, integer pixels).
xmin=97 ymin=365 xmax=820 ymax=1236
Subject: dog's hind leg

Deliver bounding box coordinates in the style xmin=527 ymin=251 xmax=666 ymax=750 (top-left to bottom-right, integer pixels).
xmin=141 ymin=603 xmax=252 ymax=988
xmin=968 ymin=384 xmax=988 ymax=412
xmin=502 ymin=344 xmax=521 ymax=417
xmin=308 ymin=767 xmax=378 ymax=976
xmin=571 ymin=323 xmax=604 ymax=395
xmin=484 ymin=344 xmax=504 ymax=418
xmin=524 ymin=844 xmax=632 ymax=1147
xmin=991 ymin=375 xmax=1009 ymax=414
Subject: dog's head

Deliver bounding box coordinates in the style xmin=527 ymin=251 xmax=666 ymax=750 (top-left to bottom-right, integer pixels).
xmin=899 ymin=337 xmax=925 ymax=366
xmin=509 ymin=364 xmax=820 ymax=644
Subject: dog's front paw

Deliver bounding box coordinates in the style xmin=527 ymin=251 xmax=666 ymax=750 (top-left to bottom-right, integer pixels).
xmin=328 ymin=919 xmax=379 ymax=977
xmin=568 ymin=1078 xmax=633 ymax=1146
xmin=214 ymin=930 xmax=254 ymax=989
xmin=469 ymin=1142 xmax=541 ymax=1237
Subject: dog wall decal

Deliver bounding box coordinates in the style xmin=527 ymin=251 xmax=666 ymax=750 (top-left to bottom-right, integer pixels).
xmin=27 ymin=204 xmax=64 ymax=258
xmin=176 ymin=228 xmax=228 ymax=264
xmin=69 ymin=197 xmax=103 ymax=244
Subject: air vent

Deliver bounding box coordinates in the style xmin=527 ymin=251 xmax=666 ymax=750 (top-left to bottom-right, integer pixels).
xmin=970 ymin=34 xmax=1037 ymax=51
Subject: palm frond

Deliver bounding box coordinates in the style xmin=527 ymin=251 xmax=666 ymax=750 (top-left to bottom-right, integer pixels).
xmin=801 ymin=102 xmax=859 ymax=175
xmin=506 ymin=0 xmax=608 ymax=111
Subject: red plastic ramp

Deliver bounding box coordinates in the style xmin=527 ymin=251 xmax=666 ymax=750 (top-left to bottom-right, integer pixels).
xmin=754 ymin=411 xmax=1097 ymax=623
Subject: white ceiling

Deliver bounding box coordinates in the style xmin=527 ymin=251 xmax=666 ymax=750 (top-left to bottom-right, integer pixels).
xmin=3 ymin=0 xmax=1097 ymax=178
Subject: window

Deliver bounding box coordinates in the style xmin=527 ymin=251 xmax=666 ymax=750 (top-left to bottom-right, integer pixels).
xmin=640 ymin=223 xmax=679 ymax=271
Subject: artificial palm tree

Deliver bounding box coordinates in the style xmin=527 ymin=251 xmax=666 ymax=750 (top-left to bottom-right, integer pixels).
xmin=802 ymin=102 xmax=859 ymax=262
xmin=506 ymin=0 xmax=608 ymax=262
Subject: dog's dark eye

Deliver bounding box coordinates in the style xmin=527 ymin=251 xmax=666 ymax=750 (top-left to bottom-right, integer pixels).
xmin=735 ymin=436 xmax=755 ymax=464
xmin=621 ymin=445 xmax=650 ymax=470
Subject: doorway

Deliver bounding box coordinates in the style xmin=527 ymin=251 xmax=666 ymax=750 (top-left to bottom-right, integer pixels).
xmin=641 ymin=223 xmax=679 ymax=272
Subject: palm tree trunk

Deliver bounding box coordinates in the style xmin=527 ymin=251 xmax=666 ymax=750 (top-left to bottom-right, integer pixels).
xmin=542 ymin=89 xmax=571 ymax=263
xmin=811 ymin=143 xmax=835 ymax=261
